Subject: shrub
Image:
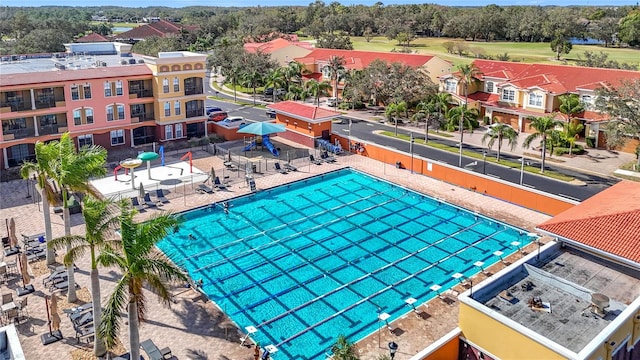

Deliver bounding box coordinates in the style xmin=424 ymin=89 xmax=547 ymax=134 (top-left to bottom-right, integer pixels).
xmin=553 ymin=145 xmax=585 ymax=156
xmin=586 ymin=136 xmax=596 ymax=148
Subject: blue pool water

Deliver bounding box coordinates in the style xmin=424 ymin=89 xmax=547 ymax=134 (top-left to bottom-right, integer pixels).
xmin=157 ymin=169 xmax=532 ymax=359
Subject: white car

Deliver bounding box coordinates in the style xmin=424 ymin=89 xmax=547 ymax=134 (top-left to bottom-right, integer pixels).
xmin=220 ymin=116 xmax=246 ymax=128
xmin=326 ymin=97 xmax=340 ymax=107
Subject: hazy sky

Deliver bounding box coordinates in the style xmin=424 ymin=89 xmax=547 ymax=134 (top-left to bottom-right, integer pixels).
xmin=3 ymin=0 xmax=638 ymax=7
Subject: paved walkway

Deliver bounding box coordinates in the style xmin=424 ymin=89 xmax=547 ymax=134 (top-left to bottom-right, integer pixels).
xmin=0 ymin=144 xmax=551 ymax=360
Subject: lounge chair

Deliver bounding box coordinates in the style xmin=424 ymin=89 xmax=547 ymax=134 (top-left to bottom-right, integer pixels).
xmin=75 ymin=324 xmax=95 ymax=344
xmin=321 ymin=151 xmax=336 ymax=163
xmin=156 ymin=189 xmax=169 ymax=203
xmin=143 ymin=193 xmax=157 ymax=208
xmin=274 ymin=162 xmax=288 ymax=174
xmin=214 ymin=177 xmax=227 ymax=190
xmin=309 ymin=155 xmax=323 ymax=165
xmin=43 ymin=268 xmax=67 ymax=286
xmin=197 ymin=184 xmax=214 ymax=194
xmin=141 ymin=339 xmax=173 ymax=360
xmin=64 ymin=302 xmax=92 ymax=317
xmin=131 ymin=197 xmax=144 ymax=211
xmin=284 ymin=162 xmax=298 ymax=172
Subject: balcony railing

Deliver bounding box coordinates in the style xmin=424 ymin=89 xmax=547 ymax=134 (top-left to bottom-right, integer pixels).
xmin=186 ymin=108 xmax=204 ymax=118
xmin=129 ymin=89 xmax=153 ymax=98
xmin=184 ymin=86 xmax=203 ymax=96
xmin=1 ymin=100 xmax=32 ymax=112
xmin=39 ymin=124 xmax=68 ymax=135
xmin=131 ymin=112 xmax=155 ymax=122
xmin=3 ymin=128 xmax=35 ymax=140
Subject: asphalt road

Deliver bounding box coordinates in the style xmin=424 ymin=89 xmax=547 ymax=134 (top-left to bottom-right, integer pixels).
xmin=205 ymin=79 xmax=615 ymax=201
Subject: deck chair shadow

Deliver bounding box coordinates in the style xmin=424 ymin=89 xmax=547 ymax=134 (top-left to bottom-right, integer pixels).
xmin=130 ymin=197 xmax=144 ymax=211
xmin=214 ymin=177 xmax=227 ymax=190
xmin=274 ymin=162 xmax=288 ymax=174
xmin=141 ymin=338 xmax=172 ymax=360
xmin=321 ymin=151 xmax=336 ymax=163
xmin=156 ymin=189 xmax=169 ymax=203
xmin=284 ymin=162 xmax=297 ymax=172
xmin=143 ymin=193 xmax=157 ymax=208
xmin=309 ymin=155 xmax=323 ymax=165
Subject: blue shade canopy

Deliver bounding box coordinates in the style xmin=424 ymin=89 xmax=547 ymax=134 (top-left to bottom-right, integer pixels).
xmin=237 ymin=122 xmax=286 ymax=136
xmin=137 ymin=152 xmax=159 ymax=161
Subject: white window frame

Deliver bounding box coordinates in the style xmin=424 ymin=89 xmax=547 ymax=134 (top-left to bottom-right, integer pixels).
xmin=86 ymin=108 xmax=94 ymax=124
xmin=486 ymin=81 xmax=494 ymax=93
xmin=73 ymin=109 xmax=81 ymax=125
xmin=110 ymin=129 xmax=125 ymax=146
xmin=78 ymin=134 xmax=93 ymax=148
xmin=104 ymin=81 xmax=112 ymax=97
xmin=165 ymin=124 xmax=173 ymax=140
xmin=581 ymin=95 xmax=593 ymax=110
xmin=174 ymin=100 xmax=181 ymax=116
xmin=83 ymin=84 xmax=92 ymax=99
xmin=116 ymin=80 xmax=123 ymax=96
xmin=71 ymin=85 xmax=79 ymax=100
xmin=502 ymin=88 xmax=516 ymax=102
xmin=164 ymin=102 xmax=171 ymax=117
xmin=173 ymin=77 xmax=180 ymax=92
xmin=445 ymin=79 xmax=457 ymax=93
xmin=175 ymin=123 xmax=183 ymax=138
xmin=117 ymin=104 xmax=125 ymax=120
xmin=163 ymin=78 xmax=169 ymax=93
xmin=106 ymin=106 xmax=114 ymax=121
xmin=528 ymin=92 xmax=543 ymax=107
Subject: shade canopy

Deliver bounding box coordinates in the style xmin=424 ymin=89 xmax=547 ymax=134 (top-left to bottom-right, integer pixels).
xmin=50 ymin=295 xmax=60 ymax=331
xmin=237 ymin=122 xmax=286 ymax=136
xmin=137 ymin=152 xmax=159 ymax=161
xmin=20 ymin=252 xmax=30 ymax=286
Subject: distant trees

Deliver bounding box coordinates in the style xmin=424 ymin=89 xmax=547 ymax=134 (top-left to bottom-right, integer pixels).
xmin=618 ymin=11 xmax=640 ymax=46
xmin=595 ymin=79 xmax=640 ymax=162
xmin=550 ymin=34 xmax=572 ymax=60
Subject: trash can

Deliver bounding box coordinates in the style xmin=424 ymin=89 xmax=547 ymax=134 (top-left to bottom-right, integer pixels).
xmin=396 ymin=161 xmax=402 ymax=169
xmin=251 ymin=164 xmax=257 ymax=173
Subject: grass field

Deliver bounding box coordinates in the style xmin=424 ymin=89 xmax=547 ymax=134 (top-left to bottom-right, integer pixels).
xmin=348 ymin=36 xmax=640 ymax=68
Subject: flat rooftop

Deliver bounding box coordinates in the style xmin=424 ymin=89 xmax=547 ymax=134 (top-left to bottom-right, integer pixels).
xmin=0 ymin=53 xmax=147 ymax=75
xmin=475 ymin=247 xmax=640 ymax=353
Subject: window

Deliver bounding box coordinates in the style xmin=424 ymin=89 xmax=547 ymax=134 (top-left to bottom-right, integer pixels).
xmin=116 ymin=80 xmax=123 ymax=96
xmin=528 ymin=93 xmax=543 ymax=107
xmin=104 ymin=81 xmax=112 ymax=97
xmin=163 ymin=78 xmax=169 ymax=93
xmin=486 ymin=81 xmax=494 ymax=93
xmin=78 ymin=134 xmax=93 ymax=148
xmin=71 ymin=85 xmax=79 ymax=100
xmin=107 ymin=106 xmax=114 ymax=121
xmin=86 ymin=108 xmax=93 ymax=124
xmin=581 ymin=95 xmax=593 ymax=109
xmin=83 ymin=84 xmax=92 ymax=99
xmin=164 ymin=102 xmax=170 ymax=116
xmin=175 ymin=123 xmax=183 ymax=138
xmin=110 ymin=129 xmax=125 ymax=146
xmin=73 ymin=110 xmax=81 ymax=125
xmin=445 ymin=79 xmax=457 ymax=93
xmin=174 ymin=100 xmax=181 ymax=116
xmin=173 ymin=77 xmax=179 ymax=92
xmin=117 ymin=104 xmax=125 ymax=119
xmin=502 ymin=88 xmax=515 ymax=102
xmin=39 ymin=114 xmax=57 ymax=126
xmin=165 ymin=125 xmax=173 ymax=140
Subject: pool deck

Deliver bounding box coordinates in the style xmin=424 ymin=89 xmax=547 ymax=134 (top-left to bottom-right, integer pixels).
xmin=0 ymin=146 xmax=551 ymax=360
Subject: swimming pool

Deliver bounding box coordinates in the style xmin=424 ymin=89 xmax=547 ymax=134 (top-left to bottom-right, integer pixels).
xmin=157 ymin=168 xmax=532 ymax=359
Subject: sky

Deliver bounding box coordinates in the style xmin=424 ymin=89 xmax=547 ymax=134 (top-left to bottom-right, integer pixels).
xmin=2 ymin=0 xmax=638 ymax=7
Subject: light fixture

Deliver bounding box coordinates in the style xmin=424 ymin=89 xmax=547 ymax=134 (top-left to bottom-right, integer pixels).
xmin=389 ymin=341 xmax=398 ymax=359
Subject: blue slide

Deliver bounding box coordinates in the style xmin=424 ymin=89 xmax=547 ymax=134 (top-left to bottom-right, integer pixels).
xmin=262 ymin=135 xmax=279 ymax=156
xmin=243 ymin=141 xmax=256 ymax=151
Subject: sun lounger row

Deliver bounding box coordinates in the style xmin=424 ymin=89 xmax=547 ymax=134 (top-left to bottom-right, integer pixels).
xmin=141 ymin=338 xmax=173 ymax=360
xmin=130 ymin=189 xmax=170 ymax=211
xmin=196 ymin=177 xmax=227 ymax=194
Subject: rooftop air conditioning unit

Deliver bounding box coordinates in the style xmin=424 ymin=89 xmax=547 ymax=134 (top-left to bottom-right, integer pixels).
xmin=591 ymin=293 xmax=610 ymax=317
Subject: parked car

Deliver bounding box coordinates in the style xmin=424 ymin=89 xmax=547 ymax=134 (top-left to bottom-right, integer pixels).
xmin=326 ymin=97 xmax=341 ymax=107
xmin=220 ymin=116 xmax=246 ymax=128
xmin=209 ymin=111 xmax=228 ymax=122
xmin=264 ymin=88 xmax=286 ymax=96
xmin=206 ymin=106 xmax=223 ymax=115
xmin=266 ymin=109 xmax=277 ymax=119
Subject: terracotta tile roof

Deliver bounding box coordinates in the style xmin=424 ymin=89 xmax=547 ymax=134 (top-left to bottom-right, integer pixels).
xmin=473 ymin=60 xmax=640 ymax=94
xmin=244 ymin=38 xmax=313 ymax=54
xmin=267 ymin=101 xmax=341 ymax=121
xmin=579 ymin=110 xmax=609 ymax=122
xmin=0 ymin=65 xmax=152 ymax=87
xmin=468 ymin=93 xmax=499 ymax=102
xmin=295 ymin=49 xmax=435 ymax=70
xmin=115 ymin=20 xmax=194 ymax=40
xmin=76 ymin=33 xmax=110 ymax=43
xmin=537 ymin=180 xmax=640 ymax=264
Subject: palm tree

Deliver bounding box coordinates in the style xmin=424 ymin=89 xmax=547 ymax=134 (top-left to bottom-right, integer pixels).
xmin=264 ymin=68 xmax=287 ymax=102
xmin=48 ymin=196 xmax=119 ymax=357
xmin=20 ymin=141 xmax=58 ymax=265
xmin=284 ymin=61 xmax=307 ymax=90
xmin=49 ymin=132 xmax=107 ymax=302
xmin=481 ymin=123 xmax=519 ymax=161
xmin=564 ymin=121 xmax=584 ymax=157
xmin=385 ymin=101 xmax=408 ymax=136
xmin=241 ymin=69 xmax=263 ymax=105
xmin=327 ymin=55 xmax=346 ymax=101
xmin=224 ymin=65 xmax=242 ymax=103
xmin=305 ymin=79 xmax=331 ymax=106
xmin=455 ymin=64 xmax=482 ymax=166
xmin=98 ymin=201 xmax=187 ymax=360
xmin=331 ymin=334 xmax=359 ymax=360
xmin=558 ymin=93 xmax=584 ymax=123
xmin=446 ymin=106 xmax=478 ymax=134
xmin=523 ymin=115 xmax=564 ymax=173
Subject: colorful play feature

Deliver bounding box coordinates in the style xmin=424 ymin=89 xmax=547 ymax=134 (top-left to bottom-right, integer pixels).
xmin=119 ymin=158 xmax=143 ymax=189
xmin=262 ymin=135 xmax=279 ymax=156
xmin=137 ymin=151 xmax=159 ymax=179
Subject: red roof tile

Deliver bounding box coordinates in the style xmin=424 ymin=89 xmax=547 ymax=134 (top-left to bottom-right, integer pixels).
xmin=244 ymin=38 xmax=313 ymax=54
xmin=115 ymin=20 xmax=193 ymax=40
xmin=537 ymin=181 xmax=640 ymax=264
xmin=76 ymin=33 xmax=110 ymax=43
xmin=295 ymin=49 xmax=435 ymax=71
xmin=473 ymin=60 xmax=640 ymax=94
xmin=267 ymin=101 xmax=341 ymax=121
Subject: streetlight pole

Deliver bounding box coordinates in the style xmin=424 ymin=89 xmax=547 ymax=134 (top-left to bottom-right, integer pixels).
xmin=520 ymin=156 xmax=525 ymax=185
xmin=348 ymin=118 xmax=352 ymax=153
xmin=410 ymin=132 xmax=414 ymax=174
xmin=482 ymin=151 xmax=487 ymax=174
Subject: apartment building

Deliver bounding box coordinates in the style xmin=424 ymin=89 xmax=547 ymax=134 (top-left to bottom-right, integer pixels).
xmin=0 ymin=42 xmax=207 ymax=169
xmin=440 ymin=60 xmax=640 ymax=153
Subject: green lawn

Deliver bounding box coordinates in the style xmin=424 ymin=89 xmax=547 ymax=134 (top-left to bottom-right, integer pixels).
xmin=347 ymin=36 xmax=640 ymax=68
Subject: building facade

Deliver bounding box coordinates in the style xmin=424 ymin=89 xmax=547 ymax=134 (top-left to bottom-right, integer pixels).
xmin=0 ymin=42 xmax=207 ymax=170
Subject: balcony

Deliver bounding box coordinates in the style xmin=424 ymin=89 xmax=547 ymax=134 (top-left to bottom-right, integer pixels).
xmin=128 ymin=80 xmax=153 ymax=98
xmin=39 ymin=124 xmax=68 ymax=136
xmin=2 ymin=127 xmax=35 ymax=140
xmin=131 ymin=112 xmax=155 ymax=122
xmin=186 ymin=107 xmax=204 ymax=119
xmin=129 ymin=89 xmax=154 ymax=99
xmin=0 ymin=99 xmax=32 ymax=112
xmin=184 ymin=86 xmax=203 ymax=96
xmin=183 ymin=77 xmax=203 ymax=96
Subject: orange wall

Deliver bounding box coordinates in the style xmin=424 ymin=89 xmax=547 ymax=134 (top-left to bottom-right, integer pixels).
xmin=333 ymin=135 xmax=574 ymax=216
xmin=276 ymin=115 xmax=331 ymax=138
xmin=423 ymin=336 xmax=459 ymax=360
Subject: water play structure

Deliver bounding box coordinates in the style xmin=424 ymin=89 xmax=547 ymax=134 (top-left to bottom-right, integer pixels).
xmin=119 ymin=158 xmax=143 ymax=189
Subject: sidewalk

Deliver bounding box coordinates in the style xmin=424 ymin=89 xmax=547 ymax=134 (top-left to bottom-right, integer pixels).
xmin=211 ymin=77 xmax=634 ymax=178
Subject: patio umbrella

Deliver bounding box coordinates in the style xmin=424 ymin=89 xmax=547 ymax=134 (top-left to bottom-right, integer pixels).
xmin=50 ymin=294 xmax=60 ymax=332
xmin=237 ymin=122 xmax=286 ymax=136
xmin=210 ymin=167 xmax=216 ymax=184
xmin=8 ymin=217 xmax=17 ymax=248
xmin=41 ymin=294 xmax=62 ymax=345
xmin=137 ymin=151 xmax=159 ymax=179
xmin=19 ymin=252 xmax=30 ymax=288
xmin=139 ymin=182 xmax=145 ymax=201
